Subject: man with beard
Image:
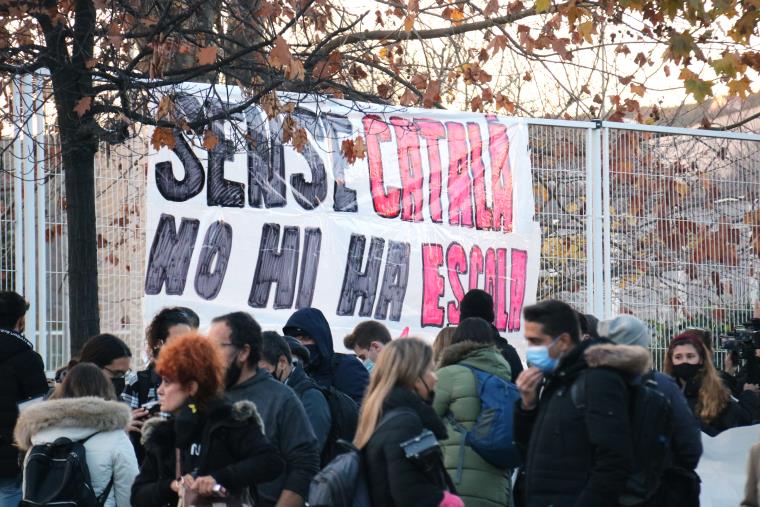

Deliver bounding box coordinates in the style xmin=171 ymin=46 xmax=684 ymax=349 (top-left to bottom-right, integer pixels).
xmin=209 ymin=312 xmax=319 ymax=507
xmin=0 ymin=291 xmax=48 ymax=505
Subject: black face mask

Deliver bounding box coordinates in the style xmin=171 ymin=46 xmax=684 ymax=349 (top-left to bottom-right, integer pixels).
xmin=225 ymin=361 xmax=243 ymax=390
xmin=418 ymin=376 xmax=435 ymax=406
xmin=672 ymin=363 xmax=701 ymax=381
xmin=111 ymin=377 xmax=126 ymax=397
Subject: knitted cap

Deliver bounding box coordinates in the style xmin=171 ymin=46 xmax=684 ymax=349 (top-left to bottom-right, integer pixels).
xmin=598 ymin=315 xmax=652 ymax=348
xmin=460 ymin=289 xmax=495 ymax=323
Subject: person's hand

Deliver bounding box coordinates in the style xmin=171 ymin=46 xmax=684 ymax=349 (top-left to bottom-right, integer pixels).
xmin=516 ymin=367 xmax=544 ymax=410
xmin=172 ymin=474 xmax=195 ymax=493
xmin=191 ymin=476 xmax=220 ymax=496
xmin=745 ymin=383 xmax=760 ymax=393
xmin=127 ymin=408 xmax=149 ymax=433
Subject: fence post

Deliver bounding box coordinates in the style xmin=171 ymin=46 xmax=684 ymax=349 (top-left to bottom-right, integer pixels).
xmin=22 ymin=74 xmax=38 ymax=351
xmin=589 ymin=121 xmax=604 ymax=317
xmin=34 ymin=72 xmax=48 ymax=367
xmin=12 ymin=78 xmax=25 ymax=298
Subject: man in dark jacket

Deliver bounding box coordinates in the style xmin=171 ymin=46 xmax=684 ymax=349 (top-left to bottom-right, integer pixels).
xmin=600 ymin=315 xmax=703 ymax=506
xmin=209 ymin=312 xmax=319 ymax=507
xmin=283 ymin=308 xmax=369 ymax=404
xmin=514 ymin=299 xmax=634 ymax=507
xmin=260 ymin=331 xmax=332 ymax=454
xmin=0 ymin=291 xmax=48 ymax=505
xmin=459 ymin=289 xmax=523 ymax=380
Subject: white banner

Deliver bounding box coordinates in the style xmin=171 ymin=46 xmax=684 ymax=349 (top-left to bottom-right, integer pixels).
xmin=698 ymin=425 xmax=760 ymax=507
xmin=145 ymin=86 xmax=541 ymax=351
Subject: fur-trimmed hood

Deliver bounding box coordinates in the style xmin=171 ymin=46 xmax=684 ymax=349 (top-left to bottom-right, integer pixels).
xmin=14 ymin=397 xmax=131 ymax=451
xmin=584 ymin=343 xmax=651 ymax=377
xmin=141 ymin=398 xmax=264 ymax=451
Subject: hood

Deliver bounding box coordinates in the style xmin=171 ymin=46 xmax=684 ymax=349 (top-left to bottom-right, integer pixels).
xmin=283 ymin=308 xmax=333 ymax=361
xmin=14 ymin=397 xmax=131 ymax=451
xmin=141 ymin=398 xmax=265 ymax=450
xmin=584 ymin=343 xmax=651 ymax=377
xmin=439 ymin=341 xmax=511 ymax=380
xmin=0 ymin=328 xmax=33 ymax=357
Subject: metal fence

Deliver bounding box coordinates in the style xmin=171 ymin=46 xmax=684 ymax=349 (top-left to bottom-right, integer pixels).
xmin=2 ymin=83 xmax=760 ymax=371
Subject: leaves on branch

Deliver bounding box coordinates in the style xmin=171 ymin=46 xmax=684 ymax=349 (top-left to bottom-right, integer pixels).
xmin=151 ymin=128 xmax=176 ymax=151
xmin=341 ymin=136 xmax=366 ymax=164
xmin=197 ymin=45 xmax=218 ymax=66
xmin=202 ymin=129 xmax=219 ymax=150
xmin=73 ymin=97 xmax=92 ymax=118
xmin=535 ymin=0 xmax=551 ymax=14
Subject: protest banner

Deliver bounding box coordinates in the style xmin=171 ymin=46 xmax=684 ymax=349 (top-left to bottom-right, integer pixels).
xmin=698 ymin=424 xmax=760 ymax=506
xmin=145 ymin=85 xmax=541 ymax=351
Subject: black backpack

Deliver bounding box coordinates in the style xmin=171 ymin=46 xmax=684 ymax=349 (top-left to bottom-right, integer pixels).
xmin=308 ymin=408 xmax=412 ymax=507
xmin=570 ymin=370 xmax=674 ymax=506
xmin=291 ymin=366 xmax=360 ymax=466
xmin=21 ymin=433 xmax=113 ymax=507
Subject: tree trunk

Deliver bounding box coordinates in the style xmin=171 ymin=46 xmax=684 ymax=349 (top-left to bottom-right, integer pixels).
xmin=62 ymin=140 xmax=100 ymax=354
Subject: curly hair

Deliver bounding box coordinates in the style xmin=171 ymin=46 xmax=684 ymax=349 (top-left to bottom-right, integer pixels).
xmin=155 ymin=332 xmax=224 ymax=407
xmin=664 ymin=332 xmax=729 ymax=424
xmin=146 ymin=307 xmax=199 ymax=354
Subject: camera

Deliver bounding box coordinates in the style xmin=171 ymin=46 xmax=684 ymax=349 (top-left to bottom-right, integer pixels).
xmin=719 ymin=320 xmax=760 ymax=360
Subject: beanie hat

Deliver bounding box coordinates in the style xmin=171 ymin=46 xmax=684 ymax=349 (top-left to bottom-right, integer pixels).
xmin=598 ymin=315 xmax=651 ymax=348
xmin=460 ymin=289 xmax=495 ymax=323
xmin=284 ymin=335 xmax=310 ymax=364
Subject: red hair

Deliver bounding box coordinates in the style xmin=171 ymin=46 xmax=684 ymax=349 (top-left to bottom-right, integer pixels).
xmin=155 ymin=332 xmax=224 ymax=407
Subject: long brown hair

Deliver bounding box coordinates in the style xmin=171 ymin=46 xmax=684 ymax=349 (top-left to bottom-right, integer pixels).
xmin=433 ymin=327 xmax=456 ymax=365
xmin=51 ymin=363 xmax=116 ymax=400
xmin=354 ymin=338 xmax=433 ymax=449
xmin=664 ymin=333 xmax=729 ymax=423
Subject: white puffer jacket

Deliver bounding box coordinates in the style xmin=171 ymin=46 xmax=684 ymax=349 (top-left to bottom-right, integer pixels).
xmin=14 ymin=396 xmax=138 ymax=507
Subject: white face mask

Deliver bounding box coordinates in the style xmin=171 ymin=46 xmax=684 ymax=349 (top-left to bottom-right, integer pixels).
xmin=363 ymin=358 xmax=375 ymax=373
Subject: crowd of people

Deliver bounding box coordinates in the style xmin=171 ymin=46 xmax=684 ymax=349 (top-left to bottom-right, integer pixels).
xmin=2 ymin=288 xmax=760 ymax=506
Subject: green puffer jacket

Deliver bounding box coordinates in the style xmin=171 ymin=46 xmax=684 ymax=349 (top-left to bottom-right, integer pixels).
xmin=433 ymin=341 xmax=513 ymax=507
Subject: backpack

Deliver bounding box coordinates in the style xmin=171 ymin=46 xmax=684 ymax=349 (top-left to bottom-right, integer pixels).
xmin=308 ymin=408 xmax=412 ymax=507
xmin=21 ymin=433 xmax=113 ymax=507
xmin=320 ymin=385 xmax=359 ymax=465
xmin=570 ymin=370 xmax=674 ymax=506
xmin=447 ymin=364 xmax=522 ymax=482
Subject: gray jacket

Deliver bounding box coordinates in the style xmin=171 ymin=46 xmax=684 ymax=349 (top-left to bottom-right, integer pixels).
xmin=227 ymin=368 xmax=320 ymax=506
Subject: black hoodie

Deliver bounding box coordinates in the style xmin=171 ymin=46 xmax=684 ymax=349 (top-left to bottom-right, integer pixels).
xmin=283 ymin=308 xmax=369 ymax=404
xmin=0 ymin=328 xmax=48 ymax=477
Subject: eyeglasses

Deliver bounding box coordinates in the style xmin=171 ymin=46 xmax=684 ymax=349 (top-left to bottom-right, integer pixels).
xmin=104 ymin=367 xmax=130 ymax=379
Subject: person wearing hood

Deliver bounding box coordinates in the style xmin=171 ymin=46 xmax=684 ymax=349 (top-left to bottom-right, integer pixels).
xmin=665 ymin=332 xmax=752 ymax=436
xmin=210 ymin=312 xmax=319 ymax=507
xmin=599 ymin=315 xmax=702 ymax=507
xmin=15 ymin=363 xmax=138 ymax=507
xmin=459 ymin=289 xmax=524 ymax=381
xmin=433 ymin=317 xmax=512 ymax=507
xmin=260 ymin=331 xmax=332 ymax=455
xmin=131 ymin=332 xmax=284 ymax=507
xmin=0 ymin=291 xmax=48 ymax=506
xmin=514 ymin=300 xmax=637 ymax=507
xmin=356 ymin=338 xmax=463 ymax=507
xmin=284 ymin=307 xmax=369 ymax=404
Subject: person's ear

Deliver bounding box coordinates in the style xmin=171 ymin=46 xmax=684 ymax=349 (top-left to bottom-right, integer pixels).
xmin=278 ymin=355 xmax=290 ymax=371
xmin=237 ymin=344 xmax=251 ymax=365
xmin=558 ymin=332 xmax=574 ymax=350
xmin=187 ymin=381 xmax=199 ymax=397
xmin=15 ymin=315 xmax=25 ymax=332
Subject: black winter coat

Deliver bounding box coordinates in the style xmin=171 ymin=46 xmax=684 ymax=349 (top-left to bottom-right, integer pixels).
xmin=492 ymin=330 xmax=524 ymax=381
xmin=131 ymin=397 xmax=284 ymax=506
xmin=0 ymin=328 xmax=48 ymax=478
xmin=514 ymin=341 xmax=643 ymax=507
xmin=364 ymin=387 xmax=454 ymax=507
xmin=682 ymin=377 xmax=753 ymax=436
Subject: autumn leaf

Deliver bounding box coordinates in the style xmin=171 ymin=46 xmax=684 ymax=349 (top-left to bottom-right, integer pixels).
xmin=422 ymin=80 xmax=441 ymax=108
xmin=150 ymin=127 xmax=176 ymax=151
xmin=578 ymin=21 xmax=595 ymax=43
xmin=630 ymin=83 xmax=646 ymax=97
xmin=727 ymin=76 xmax=752 ymax=99
xmin=404 ymin=15 xmax=415 ymax=31
xmin=711 ymin=53 xmax=746 ymax=78
xmin=488 ymin=35 xmax=508 ymax=53
xmin=484 ymin=0 xmax=499 ymax=16
xmin=292 ymin=127 xmax=308 ymax=153
xmin=684 ymin=77 xmax=713 ymax=103
xmin=197 ymin=45 xmax=218 ymax=66
xmin=156 ymin=95 xmax=173 ymax=121
xmin=73 ymin=96 xmax=92 ymax=118
xmin=341 ymin=136 xmax=366 ymax=164
xmin=495 ymin=93 xmax=516 ymax=114
xmin=535 ymin=0 xmax=551 ymax=13
xmin=85 ymin=58 xmax=98 ymax=70
xmin=269 ymin=36 xmax=292 ymax=69
xmin=203 ymin=129 xmax=219 ymax=150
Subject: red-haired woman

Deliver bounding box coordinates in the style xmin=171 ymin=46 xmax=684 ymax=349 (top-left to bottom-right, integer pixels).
xmin=665 ymin=332 xmax=752 ymax=436
xmin=131 ymin=332 xmax=284 ymax=506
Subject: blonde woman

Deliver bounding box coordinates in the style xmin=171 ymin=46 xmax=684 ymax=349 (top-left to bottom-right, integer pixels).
xmin=356 ymin=338 xmax=463 ymax=507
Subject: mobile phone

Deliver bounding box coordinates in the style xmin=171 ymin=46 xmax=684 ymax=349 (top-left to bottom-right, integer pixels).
xmin=142 ymin=400 xmax=161 ymax=415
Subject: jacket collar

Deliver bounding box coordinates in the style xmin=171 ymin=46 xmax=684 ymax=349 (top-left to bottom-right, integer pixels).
xmin=0 ymin=328 xmax=33 ymax=353
xmin=438 ymin=341 xmax=494 ymax=367
xmin=14 ymin=397 xmax=131 ymax=451
xmin=384 ymin=386 xmax=448 ymax=440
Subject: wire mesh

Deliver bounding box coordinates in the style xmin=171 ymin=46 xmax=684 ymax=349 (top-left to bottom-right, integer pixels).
xmin=605 ymin=127 xmax=760 ymax=371
xmin=0 ymin=141 xmax=17 ymax=294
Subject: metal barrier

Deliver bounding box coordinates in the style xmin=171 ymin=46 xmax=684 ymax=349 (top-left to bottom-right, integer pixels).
xmin=2 ymin=81 xmax=760 ymax=370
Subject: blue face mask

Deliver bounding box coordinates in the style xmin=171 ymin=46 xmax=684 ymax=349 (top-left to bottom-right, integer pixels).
xmin=363 ymin=359 xmax=374 ymax=373
xmin=526 ymin=337 xmax=561 ymax=374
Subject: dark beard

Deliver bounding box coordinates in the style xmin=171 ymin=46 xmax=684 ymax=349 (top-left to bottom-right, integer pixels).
xmin=225 ymin=361 xmax=242 ymax=390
